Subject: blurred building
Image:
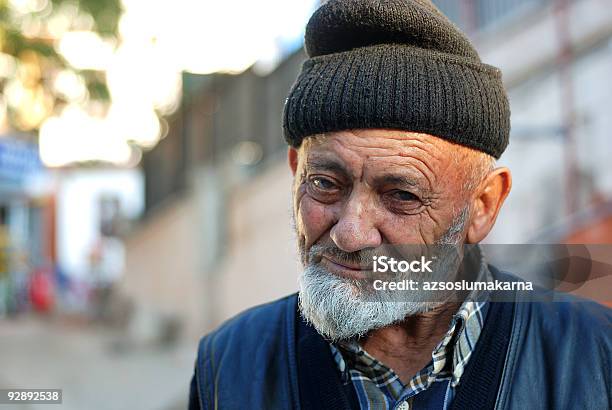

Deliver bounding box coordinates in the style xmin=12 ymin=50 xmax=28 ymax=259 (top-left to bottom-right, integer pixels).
xmin=120 ymin=50 xmax=306 ymax=339
xmin=0 ymin=130 xmax=145 ymax=317
xmin=121 ymin=0 xmax=612 ymax=338
xmin=52 ymin=168 xmax=143 ymax=317
xmin=0 ymin=134 xmax=52 ymax=316
xmin=455 ymin=0 xmax=612 ymax=243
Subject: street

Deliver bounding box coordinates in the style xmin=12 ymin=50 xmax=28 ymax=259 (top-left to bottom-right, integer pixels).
xmin=0 ymin=316 xmax=195 ymax=410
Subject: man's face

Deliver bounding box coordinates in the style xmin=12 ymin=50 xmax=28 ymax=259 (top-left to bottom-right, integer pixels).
xmin=292 ymin=129 xmax=477 ymax=259
xmin=291 ymin=129 xmax=483 ymax=340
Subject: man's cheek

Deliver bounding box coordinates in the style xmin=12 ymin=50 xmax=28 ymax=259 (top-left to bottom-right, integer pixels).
xmin=297 ymin=196 xmax=335 ymax=248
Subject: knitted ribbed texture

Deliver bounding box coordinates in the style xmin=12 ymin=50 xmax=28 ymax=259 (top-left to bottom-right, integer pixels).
xmin=283 ymin=0 xmax=511 ymax=159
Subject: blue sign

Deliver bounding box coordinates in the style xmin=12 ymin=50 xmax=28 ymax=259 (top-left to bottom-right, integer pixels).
xmin=0 ymin=137 xmax=43 ymax=186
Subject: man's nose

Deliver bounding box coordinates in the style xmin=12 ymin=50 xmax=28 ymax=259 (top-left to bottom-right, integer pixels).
xmin=330 ymin=193 xmax=382 ymax=253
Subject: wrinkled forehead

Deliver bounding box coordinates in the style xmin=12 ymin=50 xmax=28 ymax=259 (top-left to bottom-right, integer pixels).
xmin=299 ymin=129 xmax=462 ymax=178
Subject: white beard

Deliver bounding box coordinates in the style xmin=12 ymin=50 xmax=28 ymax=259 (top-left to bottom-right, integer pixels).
xmin=298 ymin=262 xmax=442 ymax=341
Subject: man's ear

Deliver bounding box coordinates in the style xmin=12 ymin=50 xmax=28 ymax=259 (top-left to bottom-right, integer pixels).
xmin=467 ymin=167 xmax=512 ymax=243
xmin=288 ymin=147 xmax=299 ymax=176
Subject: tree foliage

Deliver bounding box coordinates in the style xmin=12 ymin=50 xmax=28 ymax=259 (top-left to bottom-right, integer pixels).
xmin=0 ymin=0 xmax=121 ymax=132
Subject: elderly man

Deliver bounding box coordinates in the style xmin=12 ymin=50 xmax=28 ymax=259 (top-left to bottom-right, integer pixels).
xmin=189 ymin=1 xmax=611 ymax=409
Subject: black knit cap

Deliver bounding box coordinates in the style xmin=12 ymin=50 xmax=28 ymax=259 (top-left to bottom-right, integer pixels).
xmin=283 ymin=0 xmax=510 ymax=159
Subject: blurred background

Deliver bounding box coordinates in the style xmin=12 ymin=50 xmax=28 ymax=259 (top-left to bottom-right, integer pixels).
xmin=0 ymin=0 xmax=611 ymax=408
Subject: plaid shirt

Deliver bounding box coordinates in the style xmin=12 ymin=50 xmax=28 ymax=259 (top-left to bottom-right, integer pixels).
xmin=330 ymin=251 xmax=491 ymax=410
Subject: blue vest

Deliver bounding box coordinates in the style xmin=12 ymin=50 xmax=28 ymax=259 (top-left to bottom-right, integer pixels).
xmin=189 ymin=268 xmax=611 ymax=410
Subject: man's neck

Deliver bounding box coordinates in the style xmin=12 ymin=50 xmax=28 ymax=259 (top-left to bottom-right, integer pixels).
xmin=359 ymin=302 xmax=461 ymax=385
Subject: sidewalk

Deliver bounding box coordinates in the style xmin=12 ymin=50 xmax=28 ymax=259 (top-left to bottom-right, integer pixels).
xmin=0 ymin=316 xmax=196 ymax=410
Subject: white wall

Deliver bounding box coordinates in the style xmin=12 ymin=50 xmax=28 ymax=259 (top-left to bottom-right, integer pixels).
xmin=56 ymin=169 xmax=144 ymax=279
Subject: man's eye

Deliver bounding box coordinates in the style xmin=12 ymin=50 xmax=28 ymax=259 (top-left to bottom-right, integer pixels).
xmin=390 ymin=190 xmax=418 ymax=201
xmin=311 ymin=177 xmax=337 ymax=190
